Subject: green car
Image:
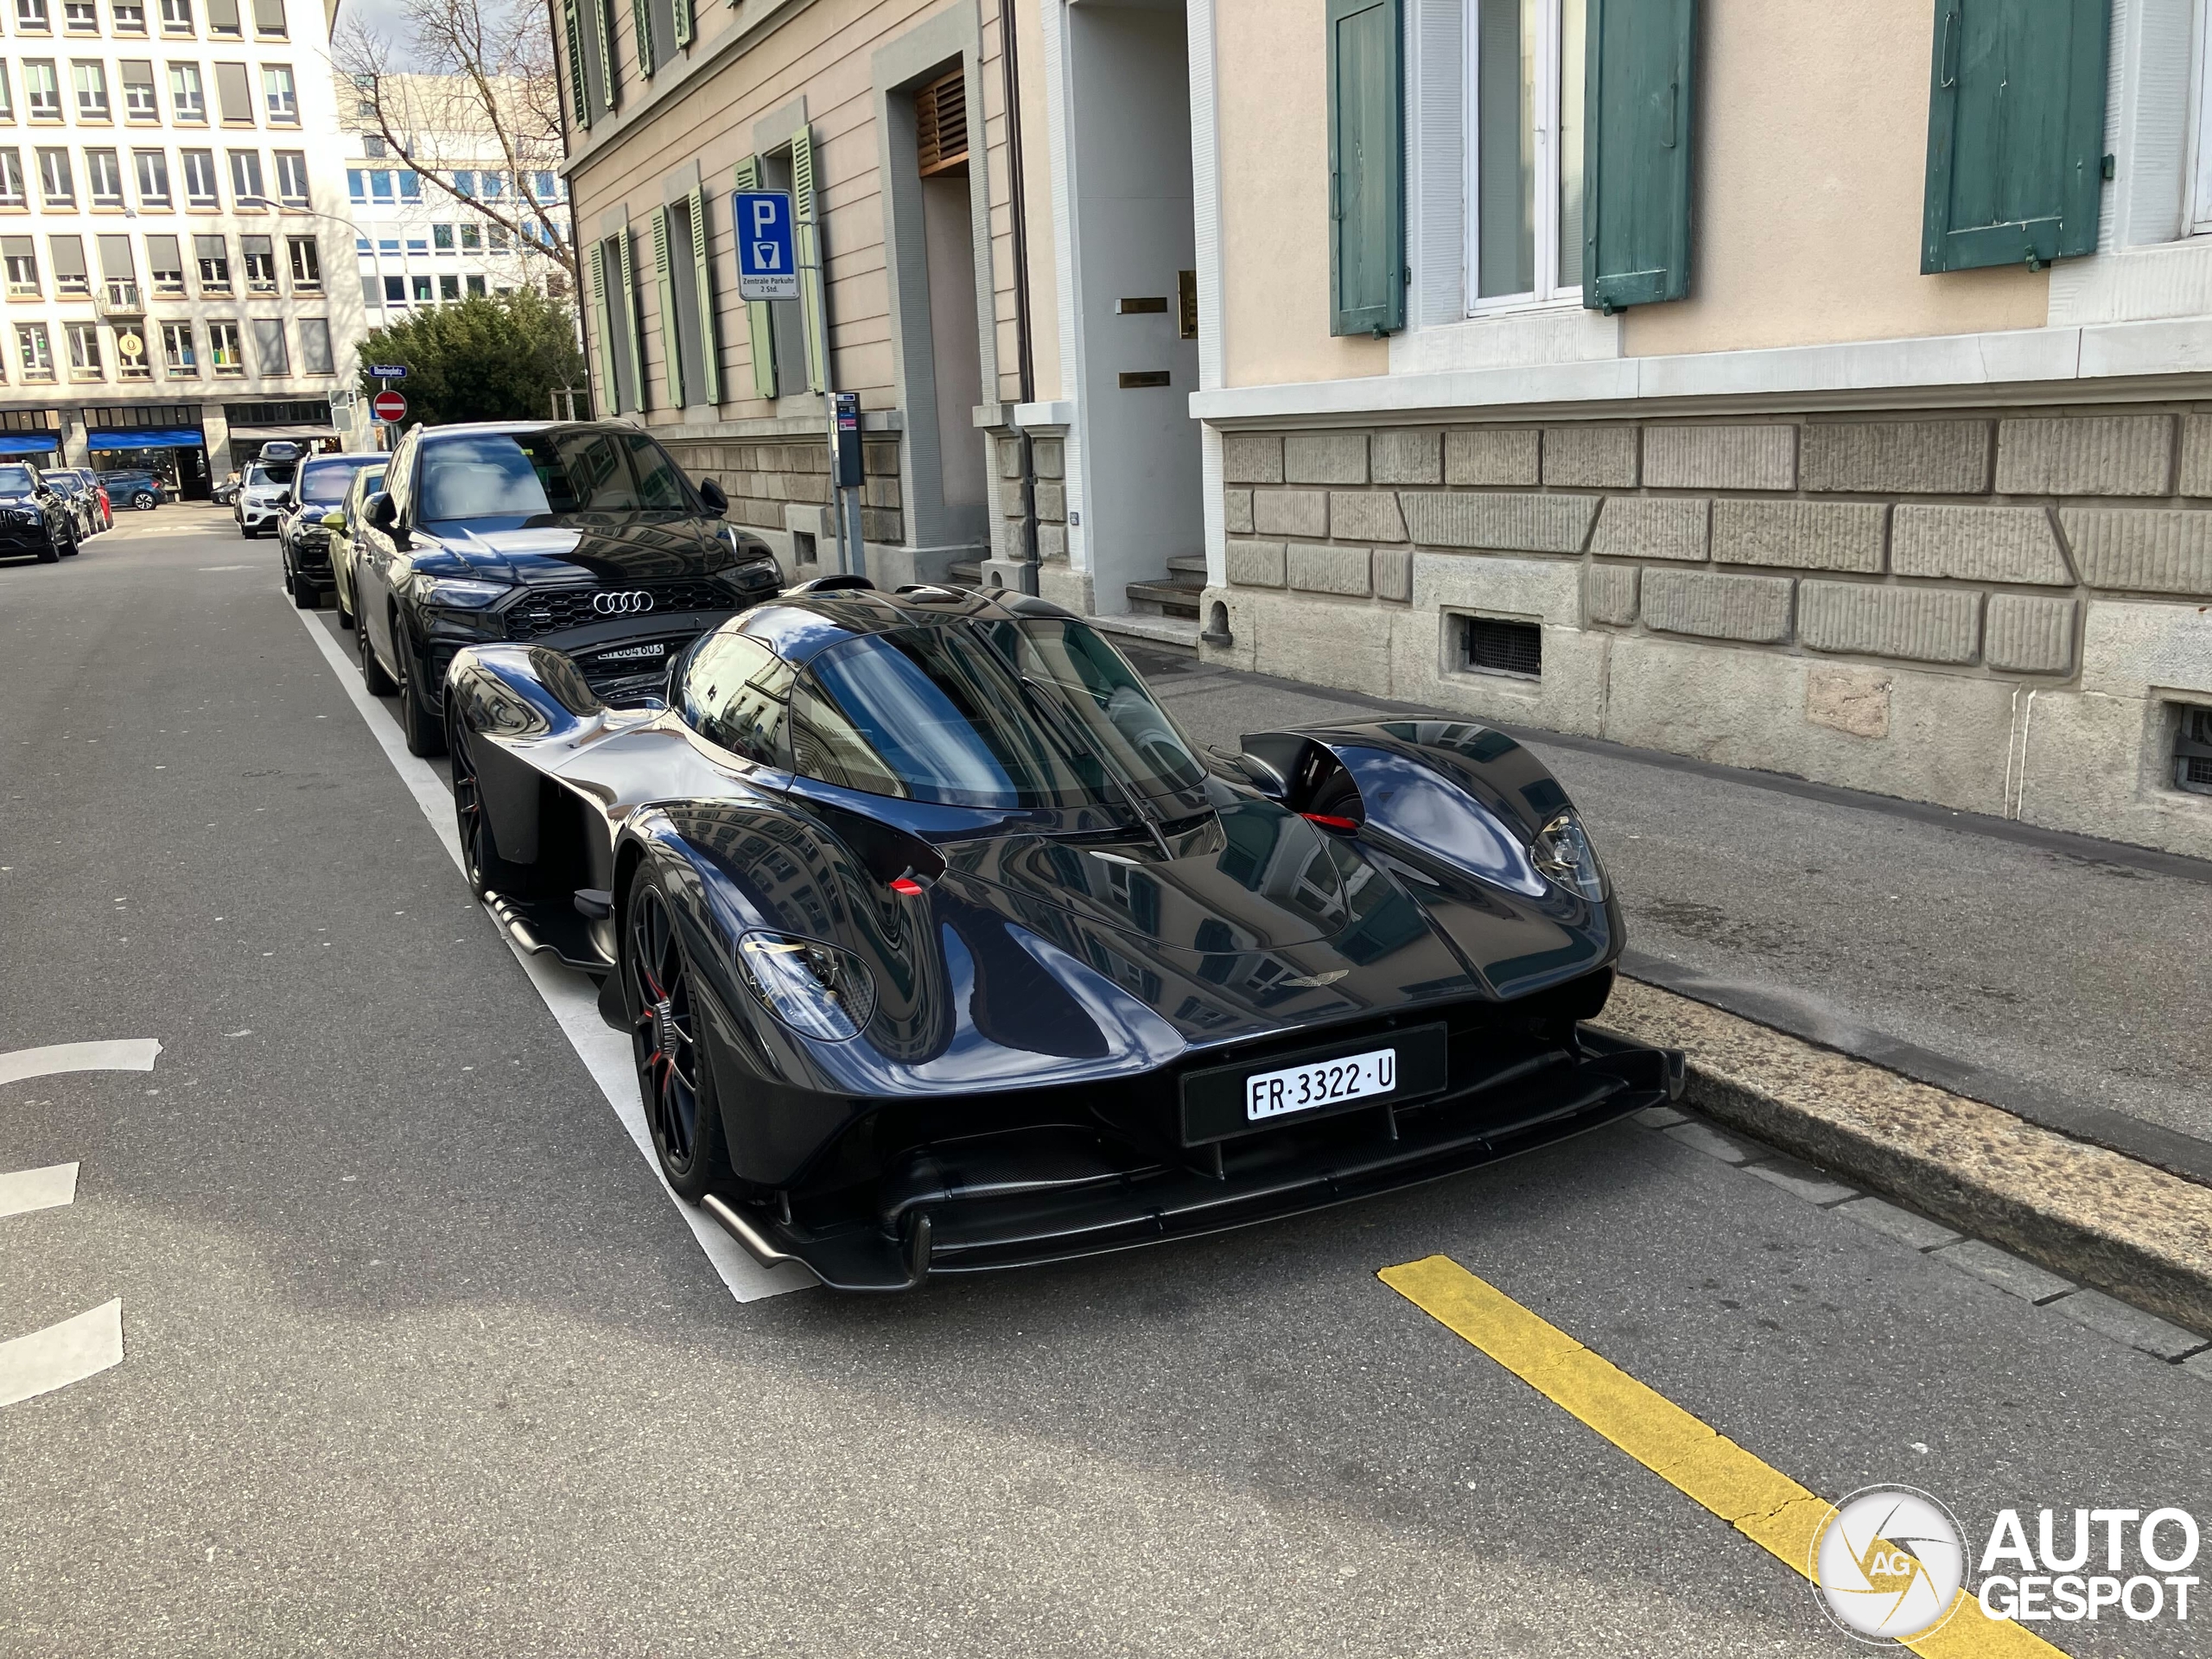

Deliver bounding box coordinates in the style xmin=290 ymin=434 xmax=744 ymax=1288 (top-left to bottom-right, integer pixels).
xmin=322 ymin=462 xmax=386 ymax=630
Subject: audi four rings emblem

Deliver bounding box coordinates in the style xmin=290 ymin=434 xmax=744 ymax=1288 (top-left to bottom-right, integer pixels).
xmin=593 ymin=590 xmax=657 ymax=615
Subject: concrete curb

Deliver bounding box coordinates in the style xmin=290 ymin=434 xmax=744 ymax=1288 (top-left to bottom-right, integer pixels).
xmin=1596 ymin=979 xmax=2212 ymax=1338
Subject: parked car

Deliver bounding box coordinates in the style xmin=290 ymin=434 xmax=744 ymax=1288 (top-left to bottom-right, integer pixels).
xmin=95 ymin=468 xmax=165 ymax=511
xmin=213 ymin=471 xmax=242 ymax=506
xmin=41 ymin=470 xmax=101 ymax=543
xmin=92 ymin=480 xmax=112 ymax=531
xmin=233 ymin=460 xmax=296 ymax=538
xmin=352 ymin=421 xmax=784 ymax=756
xmin=0 ymin=462 xmax=79 ymax=563
xmin=278 ymin=452 xmax=386 ymax=609
xmin=321 ymin=462 xmax=386 ymax=629
xmin=442 ymin=584 xmax=1681 ymax=1288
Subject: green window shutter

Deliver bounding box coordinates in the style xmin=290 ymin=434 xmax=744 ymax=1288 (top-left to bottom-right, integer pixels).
xmin=618 ymin=223 xmax=647 ymax=410
xmin=734 ymin=156 xmax=778 ymax=401
xmin=689 ymin=185 xmax=720 ymax=405
xmin=562 ymin=0 xmax=590 ymax=130
xmin=671 ymin=0 xmax=692 ymax=49
xmin=588 ymin=241 xmax=616 ymax=414
xmin=1325 ymin=0 xmax=1404 ymax=337
xmin=1583 ymin=0 xmax=1696 ymax=313
xmin=630 ymin=0 xmax=655 ymax=79
xmin=594 ymin=0 xmax=618 ymax=112
xmin=791 ymin=122 xmax=829 ymax=393
xmin=1922 ymin=0 xmax=2109 ymax=273
xmin=650 ymin=205 xmax=683 ymax=407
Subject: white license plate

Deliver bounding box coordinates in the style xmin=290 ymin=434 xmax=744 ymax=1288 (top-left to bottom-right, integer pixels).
xmin=1244 ymin=1045 xmax=1399 ymax=1122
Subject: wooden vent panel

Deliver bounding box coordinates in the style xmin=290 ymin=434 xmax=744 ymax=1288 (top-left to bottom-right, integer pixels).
xmin=916 ymin=69 xmax=969 ymax=177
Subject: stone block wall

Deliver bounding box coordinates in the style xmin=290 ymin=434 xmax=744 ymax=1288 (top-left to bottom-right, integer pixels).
xmin=666 ymin=435 xmax=906 ymax=552
xmin=1205 ymin=410 xmax=2212 ymax=858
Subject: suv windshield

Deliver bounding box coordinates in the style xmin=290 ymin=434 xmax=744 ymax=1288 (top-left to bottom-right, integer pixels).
xmin=298 ymin=459 xmax=377 ymax=504
xmin=419 ymin=429 xmax=690 ymax=523
xmin=0 ymin=466 xmax=35 ymax=493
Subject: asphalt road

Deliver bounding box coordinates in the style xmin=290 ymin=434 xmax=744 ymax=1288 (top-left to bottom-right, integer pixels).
xmin=2 ymin=509 xmax=2207 ymax=1657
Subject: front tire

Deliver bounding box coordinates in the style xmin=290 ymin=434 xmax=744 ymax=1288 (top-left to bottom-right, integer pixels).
xmin=622 ymin=865 xmax=733 ymax=1204
xmin=291 ymin=572 xmax=319 ymax=609
xmin=448 ymin=714 xmax=535 ymax=899
xmin=334 ymin=569 xmax=354 ymax=629
xmin=391 ymin=612 xmax=446 ymax=758
xmin=357 ymin=603 xmax=396 ymax=695
xmin=34 ymin=535 xmax=58 ymax=564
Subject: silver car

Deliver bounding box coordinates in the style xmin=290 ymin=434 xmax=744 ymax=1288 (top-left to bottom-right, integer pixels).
xmin=233 ymin=461 xmax=294 ymax=538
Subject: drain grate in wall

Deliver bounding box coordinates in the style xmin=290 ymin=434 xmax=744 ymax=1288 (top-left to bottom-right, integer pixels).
xmin=2177 ymin=705 xmax=2212 ymax=797
xmin=1459 ymin=615 xmax=1542 ymax=680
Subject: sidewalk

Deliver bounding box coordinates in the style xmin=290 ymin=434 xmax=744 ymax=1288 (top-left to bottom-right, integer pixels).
xmin=1121 ymin=638 xmax=2212 ymax=1186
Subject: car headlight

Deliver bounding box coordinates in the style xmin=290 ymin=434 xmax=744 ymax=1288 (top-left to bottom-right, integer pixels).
xmin=735 ymin=931 xmax=876 ymax=1041
xmin=416 ymin=577 xmax=510 ymax=610
xmin=1531 ymin=809 xmax=1606 ymax=901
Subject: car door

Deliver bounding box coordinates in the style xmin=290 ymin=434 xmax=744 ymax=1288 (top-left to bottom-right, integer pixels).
xmin=356 ymin=435 xmax=416 ymax=673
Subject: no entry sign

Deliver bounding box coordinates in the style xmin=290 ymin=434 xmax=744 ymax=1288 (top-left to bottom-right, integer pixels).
xmin=372 ymin=389 xmax=408 ymax=423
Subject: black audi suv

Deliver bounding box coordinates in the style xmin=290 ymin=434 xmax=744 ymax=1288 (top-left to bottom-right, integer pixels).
xmin=351 ymin=421 xmax=785 ymax=755
xmin=277 ymin=450 xmax=386 ymax=610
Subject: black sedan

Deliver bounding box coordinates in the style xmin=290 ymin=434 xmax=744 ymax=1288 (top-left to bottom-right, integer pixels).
xmin=0 ymin=463 xmax=78 ymax=563
xmin=351 ymin=422 xmax=783 ymax=757
xmin=277 ymin=452 xmax=385 ymax=609
xmin=442 ymin=582 xmax=1681 ymax=1291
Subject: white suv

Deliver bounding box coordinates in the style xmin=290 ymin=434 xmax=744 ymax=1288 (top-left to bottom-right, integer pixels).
xmin=234 ymin=454 xmax=297 ymax=538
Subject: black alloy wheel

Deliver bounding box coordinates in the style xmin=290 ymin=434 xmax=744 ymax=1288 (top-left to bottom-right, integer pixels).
xmin=357 ymin=601 xmax=396 ymax=695
xmin=334 ymin=563 xmax=354 ymax=628
xmin=623 ymin=869 xmax=731 ymax=1202
xmin=447 ymin=715 xmax=532 ymax=899
xmin=391 ymin=611 xmax=446 ymax=758
xmin=33 ymin=531 xmax=59 ymax=564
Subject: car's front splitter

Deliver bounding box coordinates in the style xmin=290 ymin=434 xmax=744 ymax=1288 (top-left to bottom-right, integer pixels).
xmin=702 ymin=1030 xmax=1684 ymax=1292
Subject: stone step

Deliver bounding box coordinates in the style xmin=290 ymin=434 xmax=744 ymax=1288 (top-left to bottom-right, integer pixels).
xmin=1165 ymin=551 xmax=1208 ymax=577
xmin=947 ymin=559 xmax=983 ymax=587
xmin=1125 ymin=579 xmax=1202 ymax=620
xmin=1086 ymin=612 xmax=1201 ymax=651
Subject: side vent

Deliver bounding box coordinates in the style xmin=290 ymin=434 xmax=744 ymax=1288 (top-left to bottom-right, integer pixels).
xmin=2177 ymin=704 xmax=2212 ymax=797
xmin=1456 ymin=614 xmax=1542 ymax=681
xmin=916 ymin=68 xmax=969 ymax=177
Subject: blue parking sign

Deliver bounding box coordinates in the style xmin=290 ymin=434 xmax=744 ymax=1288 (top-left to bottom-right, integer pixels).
xmin=733 ymin=190 xmax=798 ymax=301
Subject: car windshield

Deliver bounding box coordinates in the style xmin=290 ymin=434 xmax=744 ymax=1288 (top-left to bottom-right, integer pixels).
xmin=790 ymin=626 xmax=1109 ymax=810
xmin=982 ymin=617 xmax=1210 ymax=800
xmin=245 ymin=466 xmax=277 ymax=488
xmin=418 ymin=429 xmax=691 ymax=523
xmin=51 ymin=474 xmax=84 ymax=494
xmin=299 ymin=461 xmax=374 ymax=503
xmin=0 ymin=466 xmax=35 ymax=493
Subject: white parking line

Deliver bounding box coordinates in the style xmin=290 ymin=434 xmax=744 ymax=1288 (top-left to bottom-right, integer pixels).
xmin=289 ymin=606 xmax=811 ymax=1303
xmin=0 ymin=1040 xmax=162 ymax=1088
xmin=0 ymin=1300 xmax=124 ymax=1408
xmin=0 ymin=1163 xmax=78 ymax=1219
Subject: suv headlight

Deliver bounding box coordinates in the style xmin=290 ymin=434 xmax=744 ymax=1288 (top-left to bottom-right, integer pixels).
xmin=416 ymin=576 xmax=510 ymax=610
xmin=1531 ymin=809 xmax=1607 ymax=901
xmin=736 ymin=931 xmax=876 ymax=1041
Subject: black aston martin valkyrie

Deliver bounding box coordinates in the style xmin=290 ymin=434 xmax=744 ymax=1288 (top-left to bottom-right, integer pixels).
xmin=443 ymin=581 xmax=1682 ymax=1289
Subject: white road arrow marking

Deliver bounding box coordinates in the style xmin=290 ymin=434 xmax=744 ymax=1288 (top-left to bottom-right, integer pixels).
xmin=0 ymin=1300 xmax=124 ymax=1408
xmin=0 ymin=1163 xmax=78 ymax=1219
xmin=0 ymin=1039 xmax=162 ymax=1088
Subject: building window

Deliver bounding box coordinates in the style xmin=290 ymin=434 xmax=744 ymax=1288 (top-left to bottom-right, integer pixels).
xmin=214 ymin=60 xmax=253 ymax=124
xmin=350 ymin=72 xmax=373 ymax=118
xmin=251 ymin=316 xmax=284 ymax=373
xmin=261 ymin=64 xmax=294 ymax=123
xmin=480 ymin=170 xmax=503 ymax=200
xmin=453 ymin=168 xmax=474 ymax=197
xmin=285 ymin=232 xmax=316 ymax=289
xmin=181 ymin=145 xmax=216 ymax=205
xmin=433 ymin=222 xmax=454 ymax=251
xmin=0 ymin=149 xmax=24 ymax=206
xmin=49 ymin=232 xmax=87 ymax=295
xmin=86 ymin=147 xmax=123 ymax=206
xmin=376 ymin=236 xmax=397 ymax=254
xmin=194 ymin=232 xmax=228 ymax=291
xmin=36 ymin=146 xmax=73 ymax=207
xmin=146 ymin=232 xmax=183 ymax=291
xmin=66 ymin=321 xmax=102 ymax=379
xmin=227 ymin=148 xmax=261 ymax=202
xmin=404 ymin=235 xmax=426 ymax=256
xmin=358 ymin=272 xmax=375 ymax=308
xmin=437 ymin=271 xmax=457 ymax=301
xmin=19 ymin=322 xmax=54 ymax=378
xmin=272 ymin=147 xmax=304 ymax=203
xmin=26 ymin=62 xmax=62 ymax=120
xmin=122 ymin=60 xmax=159 ymax=118
xmin=410 ymin=272 xmax=429 ymax=302
xmin=397 ymin=168 xmax=420 ymax=202
xmin=206 ymin=0 xmax=238 ymax=34
xmin=208 ymin=317 xmax=240 ymax=372
xmin=251 ymin=0 xmax=282 ymax=36
xmin=458 ymin=221 xmax=480 ymax=251
xmin=346 ymin=168 xmax=364 ymax=202
xmin=531 ymin=170 xmax=557 ymax=201
xmin=112 ymin=0 xmax=148 ymax=32
xmin=382 ymin=273 xmax=402 ymax=303
xmin=134 ymin=146 xmax=170 ymax=204
xmin=159 ymin=0 xmax=191 ymax=31
xmin=162 ymin=319 xmax=195 ymax=372
xmin=63 ymin=0 xmax=97 ymax=32
xmin=168 ymin=63 xmax=205 ymax=122
xmin=3 ymin=237 xmax=36 ymax=296
xmin=297 ymin=314 xmax=328 ymax=372
xmin=367 ymin=168 xmax=392 ymax=202
xmin=487 ymin=225 xmax=510 ymax=253
xmin=362 ymin=133 xmax=386 ymax=159
xmin=464 ymin=272 xmax=484 ymax=296
xmin=241 ymin=233 xmax=276 ymax=293
xmin=17 ymin=0 xmax=51 ymax=29
xmin=0 ymin=64 xmax=14 ymax=121
xmin=1469 ymin=0 xmax=1586 ymax=308
xmin=73 ymin=60 xmax=111 ymax=120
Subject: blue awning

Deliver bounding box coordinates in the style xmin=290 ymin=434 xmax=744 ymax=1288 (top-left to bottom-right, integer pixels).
xmin=88 ymin=427 xmax=204 ymax=450
xmin=0 ymin=434 xmax=59 ymax=455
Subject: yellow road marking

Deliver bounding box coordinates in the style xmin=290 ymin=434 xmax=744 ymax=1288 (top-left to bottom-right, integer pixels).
xmin=1378 ymin=1255 xmax=2069 ymax=1658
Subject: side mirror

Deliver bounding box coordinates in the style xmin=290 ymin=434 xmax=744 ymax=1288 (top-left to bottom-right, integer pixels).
xmin=321 ymin=510 xmax=346 ymax=531
xmin=697 ymin=476 xmax=728 ymax=516
xmin=365 ymin=492 xmax=397 ymax=531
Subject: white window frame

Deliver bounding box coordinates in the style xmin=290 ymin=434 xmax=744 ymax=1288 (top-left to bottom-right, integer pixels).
xmin=1464 ymin=0 xmax=1581 ymax=315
